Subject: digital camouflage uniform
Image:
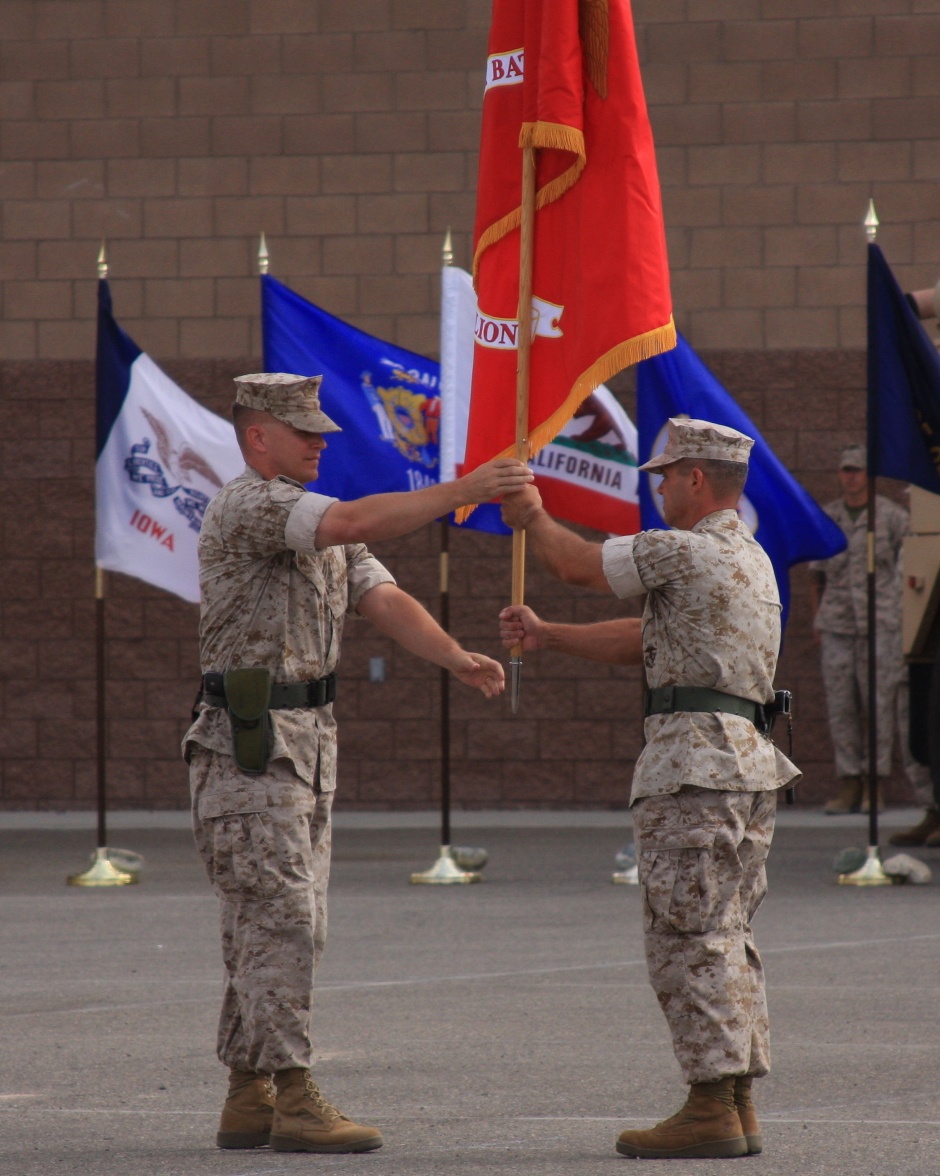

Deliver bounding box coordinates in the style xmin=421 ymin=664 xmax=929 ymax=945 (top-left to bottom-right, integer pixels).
xmin=603 ymin=510 xmax=800 ymax=1085
xmin=810 ymin=495 xmax=928 ymax=797
xmin=183 ymin=466 xmax=394 ymax=1074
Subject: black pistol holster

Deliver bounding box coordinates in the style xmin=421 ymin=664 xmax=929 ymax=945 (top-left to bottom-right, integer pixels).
xmin=222 ymin=668 xmax=272 ymax=775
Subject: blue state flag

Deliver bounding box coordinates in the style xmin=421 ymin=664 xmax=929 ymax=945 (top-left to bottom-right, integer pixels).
xmin=868 ymin=243 xmax=940 ymax=493
xmin=262 ymin=274 xmax=442 ymax=502
xmin=635 ymin=333 xmax=846 ymax=627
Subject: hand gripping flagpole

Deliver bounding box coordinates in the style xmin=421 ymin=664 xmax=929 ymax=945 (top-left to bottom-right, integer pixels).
xmin=509 ymin=147 xmax=537 ymax=714
xmin=411 ymin=229 xmax=482 ymax=884
xmin=840 ymin=200 xmax=892 ymax=887
xmin=67 ymin=243 xmax=136 ymax=888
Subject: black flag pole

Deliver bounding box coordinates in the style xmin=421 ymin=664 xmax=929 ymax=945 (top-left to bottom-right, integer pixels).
xmin=67 ymin=243 xmax=137 ymax=888
xmin=840 ymin=200 xmax=892 ymax=886
xmin=410 ymin=231 xmax=481 ymax=884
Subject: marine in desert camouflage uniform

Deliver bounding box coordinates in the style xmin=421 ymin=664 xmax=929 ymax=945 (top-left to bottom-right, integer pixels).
xmin=809 ymin=444 xmax=929 ymax=815
xmin=500 ymin=417 xmax=799 ymax=1160
xmin=183 ymin=372 xmax=531 ymax=1154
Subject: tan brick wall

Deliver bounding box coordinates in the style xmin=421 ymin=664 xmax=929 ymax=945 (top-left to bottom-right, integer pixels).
xmin=2 ymin=3 xmax=938 ymax=358
xmin=1 ymin=2 xmax=938 ymax=808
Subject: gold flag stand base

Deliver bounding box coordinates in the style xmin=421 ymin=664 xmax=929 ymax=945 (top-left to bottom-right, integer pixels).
xmin=838 ymin=845 xmax=894 ymax=887
xmin=67 ymin=846 xmax=138 ymax=888
xmin=410 ymin=846 xmax=482 ymax=885
xmin=612 ymin=865 xmax=639 ymax=885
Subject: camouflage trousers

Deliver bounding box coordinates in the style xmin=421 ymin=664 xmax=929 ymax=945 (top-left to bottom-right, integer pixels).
xmin=633 ymin=786 xmax=776 ymax=1085
xmin=820 ymin=629 xmax=931 ymax=801
xmin=189 ymin=746 xmax=332 ymax=1074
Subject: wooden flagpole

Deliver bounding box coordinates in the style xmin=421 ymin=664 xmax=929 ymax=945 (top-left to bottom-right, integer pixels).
xmin=509 ymin=146 xmax=537 ymax=713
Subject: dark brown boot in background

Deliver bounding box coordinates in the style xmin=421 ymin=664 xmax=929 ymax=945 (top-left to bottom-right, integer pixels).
xmin=889 ymin=807 xmax=940 ymax=847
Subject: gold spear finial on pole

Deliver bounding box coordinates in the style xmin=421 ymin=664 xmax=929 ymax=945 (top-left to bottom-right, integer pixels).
xmin=864 ymin=199 xmax=879 ymax=243
xmin=442 ymin=226 xmax=453 ymax=267
xmin=97 ymin=240 xmax=108 ymax=279
xmin=258 ymin=231 xmax=269 ymax=275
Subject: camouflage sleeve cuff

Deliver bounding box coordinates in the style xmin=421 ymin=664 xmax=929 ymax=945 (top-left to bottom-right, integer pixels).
xmin=346 ymin=551 xmax=396 ymax=614
xmin=285 ymin=491 xmax=340 ymax=553
xmin=601 ymin=536 xmax=646 ymax=598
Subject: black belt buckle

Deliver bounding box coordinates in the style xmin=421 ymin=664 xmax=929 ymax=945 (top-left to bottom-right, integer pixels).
xmin=308 ymin=673 xmax=336 ymax=707
xmin=203 ymin=671 xmax=225 ymax=698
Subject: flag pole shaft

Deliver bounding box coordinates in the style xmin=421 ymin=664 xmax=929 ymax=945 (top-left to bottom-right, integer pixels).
xmin=95 ymin=566 xmax=107 ymax=849
xmin=439 ymin=519 xmax=451 ymax=847
xmin=510 ymin=146 xmax=537 ymax=711
xmin=866 ymin=482 xmax=879 ymax=848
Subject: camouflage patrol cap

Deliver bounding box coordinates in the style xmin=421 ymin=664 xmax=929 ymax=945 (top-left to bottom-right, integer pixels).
xmin=233 ymin=372 xmax=341 ymax=433
xmin=639 ymin=417 xmax=754 ymax=472
xmin=838 ymin=443 xmax=865 ymax=470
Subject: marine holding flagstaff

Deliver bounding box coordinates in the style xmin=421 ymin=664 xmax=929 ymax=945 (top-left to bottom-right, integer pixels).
xmin=182 ymin=372 xmax=531 ymax=1154
xmin=499 ymin=418 xmax=800 ymax=1160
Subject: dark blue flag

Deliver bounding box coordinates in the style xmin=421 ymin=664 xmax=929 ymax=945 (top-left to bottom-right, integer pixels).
xmin=867 ymin=243 xmax=940 ymax=493
xmin=635 ymin=333 xmax=846 ymax=627
xmin=261 ymin=274 xmax=509 ymax=534
xmin=262 ymin=274 xmax=442 ymax=501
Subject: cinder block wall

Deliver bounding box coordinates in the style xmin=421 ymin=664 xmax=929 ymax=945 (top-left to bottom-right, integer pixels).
xmin=1 ymin=1 xmax=938 ymax=809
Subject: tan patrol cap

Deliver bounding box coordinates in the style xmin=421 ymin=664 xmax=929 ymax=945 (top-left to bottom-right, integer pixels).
xmin=639 ymin=416 xmax=754 ymax=472
xmin=234 ymin=372 xmax=341 ymax=434
xmin=838 ymin=443 xmax=865 ymax=470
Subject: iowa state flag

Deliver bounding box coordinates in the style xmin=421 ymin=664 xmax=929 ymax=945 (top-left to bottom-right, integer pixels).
xmin=462 ymin=0 xmax=675 ymax=491
xmin=96 ymin=281 xmax=243 ymax=602
xmin=867 ymin=243 xmax=940 ymax=494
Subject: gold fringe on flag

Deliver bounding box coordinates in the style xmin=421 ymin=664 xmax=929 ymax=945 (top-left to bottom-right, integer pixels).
xmin=472 ymin=122 xmax=586 ymax=285
xmin=454 ymin=316 xmax=676 ymax=524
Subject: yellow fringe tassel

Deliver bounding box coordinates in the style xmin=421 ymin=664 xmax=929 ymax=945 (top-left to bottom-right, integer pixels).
xmin=454 ymin=318 xmax=677 ymax=524
xmin=472 ymin=123 xmax=586 ymax=285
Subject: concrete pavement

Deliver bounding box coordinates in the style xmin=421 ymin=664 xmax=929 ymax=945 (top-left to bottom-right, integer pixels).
xmin=0 ymin=809 xmax=937 ymax=1175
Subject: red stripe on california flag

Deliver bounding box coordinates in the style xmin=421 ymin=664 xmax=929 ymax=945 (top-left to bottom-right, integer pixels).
xmin=535 ymin=477 xmax=640 ymax=536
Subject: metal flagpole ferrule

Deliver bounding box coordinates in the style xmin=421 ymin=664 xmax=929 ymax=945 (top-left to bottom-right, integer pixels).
xmin=838 ymin=845 xmax=893 ymax=886
xmin=510 ymin=656 xmax=523 ymax=713
xmin=410 ymin=846 xmax=482 ymax=885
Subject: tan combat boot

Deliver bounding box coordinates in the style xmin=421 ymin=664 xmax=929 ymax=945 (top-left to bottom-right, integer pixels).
xmin=216 ymin=1069 xmax=275 ymax=1149
xmin=823 ymin=776 xmax=862 ymax=815
xmin=615 ymin=1077 xmax=747 ymax=1159
xmin=889 ymin=807 xmax=940 ymax=847
xmin=270 ymin=1068 xmax=383 ymax=1153
xmin=733 ymin=1076 xmax=762 ymax=1155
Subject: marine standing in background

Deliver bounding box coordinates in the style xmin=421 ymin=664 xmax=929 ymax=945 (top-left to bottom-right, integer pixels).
xmin=183 ymin=373 xmax=531 ymax=1154
xmin=499 ymin=418 xmax=799 ymax=1161
xmin=810 ymin=443 xmax=930 ymax=815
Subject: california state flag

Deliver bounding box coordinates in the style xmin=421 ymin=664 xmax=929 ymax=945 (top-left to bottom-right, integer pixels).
xmin=461 ymin=0 xmax=675 ymax=504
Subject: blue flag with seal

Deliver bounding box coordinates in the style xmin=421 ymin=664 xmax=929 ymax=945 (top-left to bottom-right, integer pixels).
xmin=867 ymin=243 xmax=940 ymax=494
xmin=635 ymin=333 xmax=846 ymax=628
xmin=262 ymin=275 xmax=442 ymax=502
xmin=96 ymin=280 xmax=243 ymax=602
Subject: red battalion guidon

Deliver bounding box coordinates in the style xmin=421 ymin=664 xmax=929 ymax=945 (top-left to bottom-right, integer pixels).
xmin=459 ymin=0 xmax=675 ymax=517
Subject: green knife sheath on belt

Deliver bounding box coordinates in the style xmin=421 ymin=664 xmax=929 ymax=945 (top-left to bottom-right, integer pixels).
xmin=223 ymin=668 xmax=272 ymax=775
